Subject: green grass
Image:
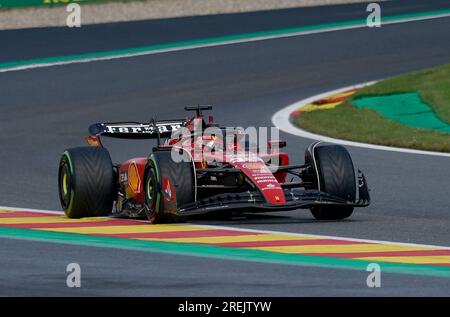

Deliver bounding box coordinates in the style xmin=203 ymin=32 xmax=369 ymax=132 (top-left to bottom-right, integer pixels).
xmin=295 ymin=63 xmax=450 ymax=152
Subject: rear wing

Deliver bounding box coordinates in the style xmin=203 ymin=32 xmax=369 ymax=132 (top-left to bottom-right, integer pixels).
xmin=88 ymin=120 xmax=186 ymax=139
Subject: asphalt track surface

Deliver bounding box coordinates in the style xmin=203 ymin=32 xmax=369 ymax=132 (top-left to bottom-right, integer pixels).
xmin=1 ymin=0 xmax=450 ymax=295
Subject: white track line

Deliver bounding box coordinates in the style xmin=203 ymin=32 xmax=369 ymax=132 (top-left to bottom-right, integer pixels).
xmin=0 ymin=205 xmax=63 ymax=215
xmin=272 ymin=82 xmax=450 ymax=158
xmin=1 ymin=205 xmax=449 ymax=250
xmin=2 ymin=12 xmax=450 ymax=73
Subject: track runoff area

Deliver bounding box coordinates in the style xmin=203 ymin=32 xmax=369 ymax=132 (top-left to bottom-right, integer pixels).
xmin=0 ymin=207 xmax=449 ymax=279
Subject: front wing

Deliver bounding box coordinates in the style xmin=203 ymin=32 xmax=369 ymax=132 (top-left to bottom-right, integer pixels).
xmin=177 ymin=171 xmax=370 ymax=216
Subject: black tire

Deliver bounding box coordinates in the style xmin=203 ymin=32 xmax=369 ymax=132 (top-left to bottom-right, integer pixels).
xmin=144 ymin=150 xmax=195 ymax=224
xmin=305 ymin=142 xmax=356 ymax=220
xmin=58 ymin=147 xmax=115 ymax=218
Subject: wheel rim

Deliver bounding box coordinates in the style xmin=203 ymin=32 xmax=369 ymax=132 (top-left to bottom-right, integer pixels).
xmin=145 ymin=167 xmax=159 ymax=214
xmin=59 ymin=161 xmax=72 ymax=209
xmin=62 ymin=173 xmax=68 ymax=196
xmin=146 ymin=174 xmax=154 ymax=206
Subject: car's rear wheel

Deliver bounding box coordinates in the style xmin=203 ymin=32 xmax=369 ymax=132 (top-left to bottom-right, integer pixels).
xmin=144 ymin=150 xmax=195 ymax=224
xmin=305 ymin=142 xmax=356 ymax=220
xmin=58 ymin=147 xmax=115 ymax=218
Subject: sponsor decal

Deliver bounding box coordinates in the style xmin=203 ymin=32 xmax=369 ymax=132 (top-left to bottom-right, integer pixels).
xmin=262 ymin=187 xmax=282 ymax=191
xmin=251 ymin=169 xmax=272 ymax=174
xmin=104 ymin=123 xmax=183 ymax=135
xmin=200 ymin=157 xmax=207 ymax=169
xmin=128 ymin=162 xmax=141 ymax=193
xmin=256 ymin=179 xmax=276 ymax=184
xmin=243 ymin=162 xmax=266 ymax=170
xmin=163 ymin=178 xmax=176 ymax=202
xmin=229 ymin=154 xmax=260 ymax=163
xmin=254 ymin=175 xmax=275 ymax=180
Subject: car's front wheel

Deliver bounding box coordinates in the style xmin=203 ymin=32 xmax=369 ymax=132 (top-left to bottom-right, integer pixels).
xmin=143 ymin=150 xmax=195 ymax=224
xmin=305 ymin=142 xmax=356 ymax=220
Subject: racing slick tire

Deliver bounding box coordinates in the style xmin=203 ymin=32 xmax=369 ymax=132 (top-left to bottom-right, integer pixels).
xmin=305 ymin=142 xmax=356 ymax=220
xmin=144 ymin=150 xmax=195 ymax=224
xmin=58 ymin=147 xmax=115 ymax=218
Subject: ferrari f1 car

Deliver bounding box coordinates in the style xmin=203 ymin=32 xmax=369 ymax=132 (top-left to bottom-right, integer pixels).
xmin=58 ymin=105 xmax=370 ymax=223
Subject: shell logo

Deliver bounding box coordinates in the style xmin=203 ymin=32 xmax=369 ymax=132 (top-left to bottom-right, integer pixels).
xmin=128 ymin=162 xmax=141 ymax=193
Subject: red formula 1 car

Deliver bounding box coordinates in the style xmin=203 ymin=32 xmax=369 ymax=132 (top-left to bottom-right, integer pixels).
xmin=58 ymin=106 xmax=370 ymax=223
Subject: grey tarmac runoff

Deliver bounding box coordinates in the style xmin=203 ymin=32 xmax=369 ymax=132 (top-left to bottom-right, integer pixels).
xmin=0 ymin=0 xmax=450 ymax=295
